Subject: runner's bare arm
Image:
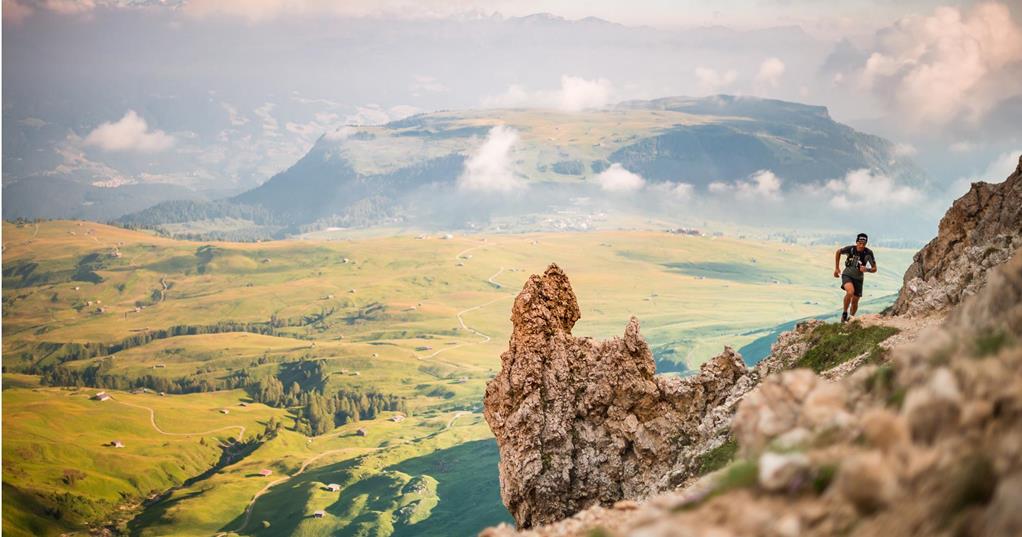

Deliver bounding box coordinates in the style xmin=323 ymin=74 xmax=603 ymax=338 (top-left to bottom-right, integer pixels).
xmin=833 ymin=249 xmax=842 ymax=277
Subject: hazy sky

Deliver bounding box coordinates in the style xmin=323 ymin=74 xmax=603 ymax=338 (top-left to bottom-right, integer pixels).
xmin=3 ymin=0 xmax=1020 ymax=202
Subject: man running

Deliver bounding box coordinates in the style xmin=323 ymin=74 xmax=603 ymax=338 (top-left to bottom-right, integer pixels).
xmin=833 ymin=233 xmax=877 ymax=323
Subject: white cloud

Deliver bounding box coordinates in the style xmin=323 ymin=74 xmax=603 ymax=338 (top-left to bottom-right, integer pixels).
xmin=458 ymin=126 xmax=523 ymax=192
xmin=892 ymin=143 xmax=917 ymax=156
xmin=482 ymin=75 xmax=612 ymax=111
xmin=320 ymin=105 xmax=421 ymax=142
xmin=947 ymin=150 xmax=1021 ymax=198
xmin=290 ymin=93 xmax=341 ymax=108
xmin=388 ymin=105 xmax=422 ymax=121
xmin=557 ymin=76 xmax=612 ymax=111
xmin=18 ymin=117 xmax=46 ymax=128
xmin=708 ymin=181 xmax=730 ymax=194
xmin=857 ymin=2 xmax=1022 ymax=127
xmin=222 ymin=103 xmax=248 ymax=126
xmin=650 ymin=181 xmax=694 ymax=199
xmin=411 ymin=75 xmax=448 ymax=95
xmin=344 ymin=104 xmax=421 ymax=126
xmin=825 ymin=168 xmax=921 ymax=209
xmin=183 ymin=0 xmax=462 ymax=22
xmin=314 ymin=112 xmax=339 ymax=124
xmin=950 ymin=141 xmax=976 ymax=153
xmin=740 ymin=170 xmax=782 ymax=199
xmin=285 ymin=121 xmax=321 ymax=137
xmin=482 ymin=84 xmax=531 ymax=108
xmin=83 ymin=110 xmax=174 ymax=152
xmin=709 ymin=170 xmax=783 ymax=200
xmin=3 ymin=0 xmax=34 ymax=24
xmin=694 ymin=67 xmax=738 ymax=94
xmin=42 ymin=0 xmax=95 ymax=15
xmin=755 ymin=57 xmax=786 ymax=88
xmin=977 ymin=150 xmax=1021 ymax=181
xmin=3 ymin=0 xmax=100 ymax=22
xmin=324 ymin=126 xmax=357 ymax=141
xmin=595 ymin=163 xmax=645 ymax=192
xmin=253 ymin=103 xmax=279 ymax=136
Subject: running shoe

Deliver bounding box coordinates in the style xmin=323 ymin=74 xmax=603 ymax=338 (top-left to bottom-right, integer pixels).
xmin=841 ymin=311 xmax=849 ymax=323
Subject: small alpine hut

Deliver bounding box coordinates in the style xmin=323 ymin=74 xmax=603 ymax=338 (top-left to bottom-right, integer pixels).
xmin=356 ymin=428 xmax=367 ymax=437
xmin=110 ymin=440 xmax=125 ymax=448
xmin=326 ymin=483 xmax=341 ymax=492
xmin=259 ymin=469 xmax=273 ymax=477
xmin=92 ymin=392 xmax=111 ymax=401
xmin=314 ymin=510 xmax=326 ymax=518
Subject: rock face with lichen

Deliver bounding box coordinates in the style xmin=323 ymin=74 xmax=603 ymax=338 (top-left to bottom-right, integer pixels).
xmin=483 ymin=264 xmax=753 ymax=528
xmin=891 ymin=155 xmax=1022 ymax=316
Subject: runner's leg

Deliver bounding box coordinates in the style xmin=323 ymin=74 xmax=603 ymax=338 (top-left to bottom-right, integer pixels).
xmin=850 ymin=295 xmax=860 ymax=316
xmin=843 ymin=282 xmax=854 ymax=313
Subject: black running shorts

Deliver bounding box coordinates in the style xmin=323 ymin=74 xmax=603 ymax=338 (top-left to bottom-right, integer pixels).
xmin=841 ymin=275 xmax=863 ymax=297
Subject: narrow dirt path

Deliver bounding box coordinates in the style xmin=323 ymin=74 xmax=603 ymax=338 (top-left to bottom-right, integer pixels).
xmin=115 ymin=399 xmax=246 ymax=440
xmin=454 ymin=242 xmax=488 ymax=261
xmin=413 ymin=296 xmax=509 ymax=364
xmin=487 ymin=267 xmax=505 ymax=288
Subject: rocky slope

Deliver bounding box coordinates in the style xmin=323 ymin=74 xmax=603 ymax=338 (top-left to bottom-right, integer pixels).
xmin=482 ymin=267 xmax=912 ymax=530
xmin=484 ymin=249 xmax=1022 ymax=537
xmin=482 ymin=157 xmax=1022 ymax=536
xmin=891 ymin=155 xmax=1022 ymax=316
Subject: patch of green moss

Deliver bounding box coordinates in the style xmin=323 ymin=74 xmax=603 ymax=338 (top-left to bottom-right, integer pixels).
xmin=812 ymin=464 xmax=837 ymax=494
xmin=866 ymin=364 xmax=896 ymax=394
xmin=887 ymin=387 xmax=907 ymax=409
xmin=972 ymin=330 xmax=1010 ymax=358
xmin=945 ymin=454 xmax=997 ymax=517
xmin=672 ymin=459 xmax=759 ymax=513
xmin=695 ymin=439 xmax=738 ymax=476
xmin=796 ymin=322 xmax=900 ymax=373
xmin=715 ymin=460 xmax=759 ymax=494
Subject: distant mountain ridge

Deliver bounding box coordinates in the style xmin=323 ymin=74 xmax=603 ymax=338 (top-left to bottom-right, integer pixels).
xmin=118 ymin=95 xmax=926 ymax=238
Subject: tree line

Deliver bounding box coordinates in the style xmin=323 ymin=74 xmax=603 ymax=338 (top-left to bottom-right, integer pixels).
xmin=24 ymin=319 xmax=318 ymax=374
xmin=40 ymin=355 xmax=409 ymax=437
xmin=248 ymin=367 xmax=409 ymax=436
xmin=41 ymin=361 xmax=251 ymax=394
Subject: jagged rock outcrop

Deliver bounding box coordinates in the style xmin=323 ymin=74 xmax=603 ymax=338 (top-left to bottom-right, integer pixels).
xmin=891 ymin=155 xmax=1022 ymax=316
xmin=483 ymin=264 xmax=754 ymax=528
xmin=482 ymin=251 xmax=1022 ymax=537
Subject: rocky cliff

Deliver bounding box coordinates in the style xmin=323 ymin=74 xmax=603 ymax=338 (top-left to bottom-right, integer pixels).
xmin=891 ymin=155 xmax=1022 ymax=316
xmin=483 ymin=264 xmax=757 ymax=528
xmin=481 ymin=157 xmax=1022 ymax=537
xmin=484 ymin=249 xmax=1022 ymax=537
